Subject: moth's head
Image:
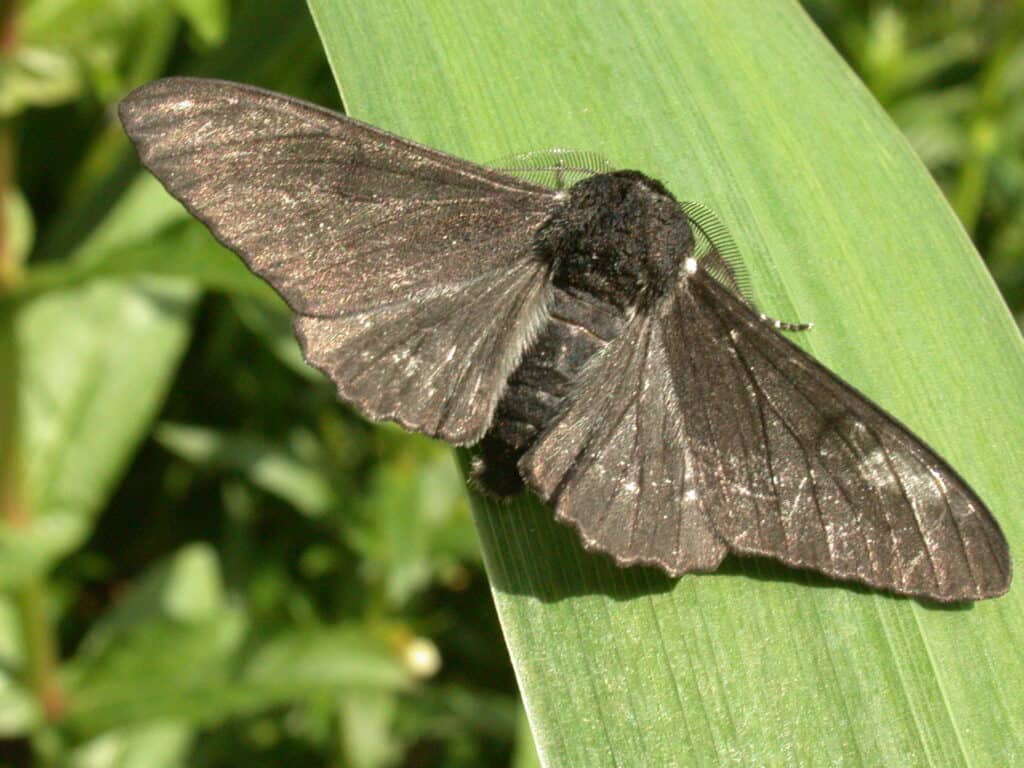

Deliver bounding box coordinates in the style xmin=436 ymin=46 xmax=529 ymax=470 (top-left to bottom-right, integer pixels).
xmin=538 ymin=170 xmax=692 ymax=308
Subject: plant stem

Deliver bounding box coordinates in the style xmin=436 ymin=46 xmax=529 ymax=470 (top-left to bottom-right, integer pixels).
xmin=0 ymin=6 xmax=23 ymax=518
xmin=0 ymin=0 xmax=15 ymax=56
xmin=0 ymin=0 xmax=65 ymax=727
xmin=16 ymin=584 xmax=63 ymax=721
xmin=0 ymin=129 xmax=14 ymax=292
xmin=1 ymin=0 xmax=19 ymax=287
xmin=0 ymin=300 xmax=25 ymax=531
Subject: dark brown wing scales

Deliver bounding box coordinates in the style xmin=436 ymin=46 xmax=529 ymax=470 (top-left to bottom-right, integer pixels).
xmin=119 ymin=77 xmax=558 ymax=443
xmin=119 ymin=78 xmax=553 ymax=314
xmin=520 ymin=308 xmax=728 ymax=575
xmin=672 ymin=270 xmax=1010 ymax=601
xmin=296 ymin=260 xmax=551 ymax=443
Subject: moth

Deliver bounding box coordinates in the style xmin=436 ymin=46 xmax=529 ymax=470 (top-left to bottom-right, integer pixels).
xmin=119 ymin=77 xmax=1011 ymax=602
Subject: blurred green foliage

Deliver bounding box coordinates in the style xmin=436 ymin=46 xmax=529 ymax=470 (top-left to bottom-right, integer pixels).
xmin=0 ymin=0 xmax=1020 ymax=766
xmin=808 ymin=0 xmax=1024 ymax=310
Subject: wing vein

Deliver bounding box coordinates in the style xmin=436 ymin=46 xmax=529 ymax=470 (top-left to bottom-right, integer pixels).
xmin=727 ymin=321 xmax=935 ymax=589
xmin=687 ymin=288 xmax=781 ymax=548
xmin=550 ymin=328 xmax=646 ymax=506
xmin=724 ymin=330 xmax=838 ymax=566
xmin=628 ymin=326 xmax=653 ymax=551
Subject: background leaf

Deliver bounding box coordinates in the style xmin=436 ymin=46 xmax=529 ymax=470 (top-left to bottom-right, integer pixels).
xmin=310 ymin=0 xmax=1024 ymax=765
xmin=67 ymin=721 xmax=194 ymax=768
xmin=63 ymin=543 xmax=410 ymax=736
xmin=7 ymin=276 xmax=195 ymax=586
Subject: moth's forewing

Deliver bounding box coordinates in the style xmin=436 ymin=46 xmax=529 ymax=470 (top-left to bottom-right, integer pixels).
xmin=677 ymin=272 xmax=1010 ymax=601
xmin=119 ymin=77 xmax=559 ymax=443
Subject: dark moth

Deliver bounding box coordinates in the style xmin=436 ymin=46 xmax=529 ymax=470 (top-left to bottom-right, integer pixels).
xmin=119 ymin=77 xmax=1011 ymax=602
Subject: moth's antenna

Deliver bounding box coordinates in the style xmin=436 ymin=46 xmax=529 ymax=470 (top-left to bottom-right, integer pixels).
xmin=758 ymin=313 xmax=813 ymax=332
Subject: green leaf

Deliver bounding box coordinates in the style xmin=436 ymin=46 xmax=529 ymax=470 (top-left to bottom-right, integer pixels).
xmin=64 ymin=544 xmax=411 ymax=735
xmin=231 ymin=295 xmax=319 ymax=380
xmin=2 ymin=277 xmax=195 ymax=587
xmin=512 ymin=705 xmax=541 ymax=768
xmin=67 ymin=721 xmax=194 ymax=768
xmin=18 ymin=175 xmax=275 ymax=301
xmin=0 ymin=672 xmax=41 ymax=737
xmin=63 ymin=544 xmax=247 ymax=734
xmin=154 ymin=422 xmax=339 ymax=518
xmin=240 ymin=626 xmax=411 ymax=701
xmin=0 ymin=510 xmax=91 ymax=590
xmin=74 ymin=544 xmax=227 ymax=653
xmin=2 ymin=186 xmax=35 ymax=265
xmin=16 ymin=0 xmax=173 ymax=105
xmin=337 ymin=690 xmax=401 ymax=768
xmin=349 ymin=436 xmax=476 ymax=607
xmin=309 ymin=1 xmax=1024 ymax=765
xmin=0 ymin=47 xmax=82 ymax=116
xmin=0 ymin=600 xmax=40 ymax=736
xmin=173 ymin=0 xmax=229 ymax=46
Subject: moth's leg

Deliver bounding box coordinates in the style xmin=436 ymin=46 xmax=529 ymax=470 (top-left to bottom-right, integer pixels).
xmin=471 ymin=428 xmax=530 ymax=498
xmin=469 ymin=456 xmax=525 ymax=498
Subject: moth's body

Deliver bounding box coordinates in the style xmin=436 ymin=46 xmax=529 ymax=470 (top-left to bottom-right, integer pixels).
xmin=476 ymin=284 xmax=624 ymax=495
xmin=476 ymin=171 xmax=690 ymax=495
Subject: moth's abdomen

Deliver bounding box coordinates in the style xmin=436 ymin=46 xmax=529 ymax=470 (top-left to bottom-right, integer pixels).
xmin=474 ymin=170 xmax=688 ymax=495
xmin=475 ymin=288 xmax=628 ymax=495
